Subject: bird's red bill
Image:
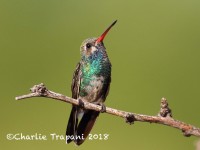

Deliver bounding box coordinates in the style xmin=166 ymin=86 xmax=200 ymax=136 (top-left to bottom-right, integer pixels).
xmin=96 ymin=20 xmax=117 ymax=43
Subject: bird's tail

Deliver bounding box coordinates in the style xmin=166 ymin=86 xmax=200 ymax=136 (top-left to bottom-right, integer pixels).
xmin=75 ymin=110 xmax=99 ymax=145
xmin=66 ymin=105 xmax=78 ymax=144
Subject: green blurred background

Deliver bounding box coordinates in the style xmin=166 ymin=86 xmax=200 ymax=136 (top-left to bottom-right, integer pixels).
xmin=1 ymin=0 xmax=200 ymax=149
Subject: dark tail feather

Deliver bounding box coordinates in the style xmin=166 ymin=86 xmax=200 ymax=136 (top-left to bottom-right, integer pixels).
xmin=66 ymin=106 xmax=78 ymax=144
xmin=75 ymin=110 xmax=99 ymax=145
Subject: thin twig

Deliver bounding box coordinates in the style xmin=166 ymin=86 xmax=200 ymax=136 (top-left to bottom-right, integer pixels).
xmin=15 ymin=83 xmax=200 ymax=137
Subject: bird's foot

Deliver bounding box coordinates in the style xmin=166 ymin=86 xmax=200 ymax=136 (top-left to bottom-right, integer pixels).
xmin=99 ymin=103 xmax=106 ymax=113
xmin=78 ymin=99 xmax=84 ymax=108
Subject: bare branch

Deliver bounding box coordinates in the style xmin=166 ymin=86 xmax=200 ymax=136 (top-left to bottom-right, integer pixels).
xmin=15 ymin=83 xmax=200 ymax=137
xmin=195 ymin=139 xmax=200 ymax=150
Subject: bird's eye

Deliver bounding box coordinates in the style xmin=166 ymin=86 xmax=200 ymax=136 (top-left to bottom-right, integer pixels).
xmin=86 ymin=43 xmax=91 ymax=49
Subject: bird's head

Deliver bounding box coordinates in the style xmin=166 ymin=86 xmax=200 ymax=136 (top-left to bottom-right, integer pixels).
xmin=80 ymin=20 xmax=117 ymax=59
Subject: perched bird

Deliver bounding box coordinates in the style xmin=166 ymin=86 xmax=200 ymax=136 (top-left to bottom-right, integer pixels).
xmin=66 ymin=20 xmax=117 ymax=145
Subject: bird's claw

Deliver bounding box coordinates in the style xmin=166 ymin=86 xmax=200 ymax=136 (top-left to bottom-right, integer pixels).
xmin=78 ymin=99 xmax=84 ymax=108
xmin=100 ymin=103 xmax=106 ymax=113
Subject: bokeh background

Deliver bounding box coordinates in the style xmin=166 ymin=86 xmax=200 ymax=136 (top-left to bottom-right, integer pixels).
xmin=1 ymin=0 xmax=200 ymax=149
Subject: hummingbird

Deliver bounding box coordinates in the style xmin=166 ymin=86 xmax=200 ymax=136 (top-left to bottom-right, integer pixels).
xmin=66 ymin=20 xmax=117 ymax=145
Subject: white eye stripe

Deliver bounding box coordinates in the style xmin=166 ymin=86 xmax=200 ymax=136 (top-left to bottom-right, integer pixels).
xmin=91 ymin=46 xmax=97 ymax=53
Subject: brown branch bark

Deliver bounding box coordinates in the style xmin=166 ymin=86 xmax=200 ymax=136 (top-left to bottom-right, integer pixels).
xmin=15 ymin=83 xmax=200 ymax=137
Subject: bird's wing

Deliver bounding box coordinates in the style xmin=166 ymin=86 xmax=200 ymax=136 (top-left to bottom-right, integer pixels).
xmin=66 ymin=62 xmax=81 ymax=144
xmin=71 ymin=62 xmax=81 ymax=99
xmin=103 ymin=75 xmax=111 ymax=100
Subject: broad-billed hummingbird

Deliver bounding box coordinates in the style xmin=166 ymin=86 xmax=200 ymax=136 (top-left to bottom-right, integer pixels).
xmin=66 ymin=20 xmax=117 ymax=145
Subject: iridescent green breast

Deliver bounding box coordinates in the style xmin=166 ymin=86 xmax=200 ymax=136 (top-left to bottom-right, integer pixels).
xmin=80 ymin=51 xmax=111 ymax=97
